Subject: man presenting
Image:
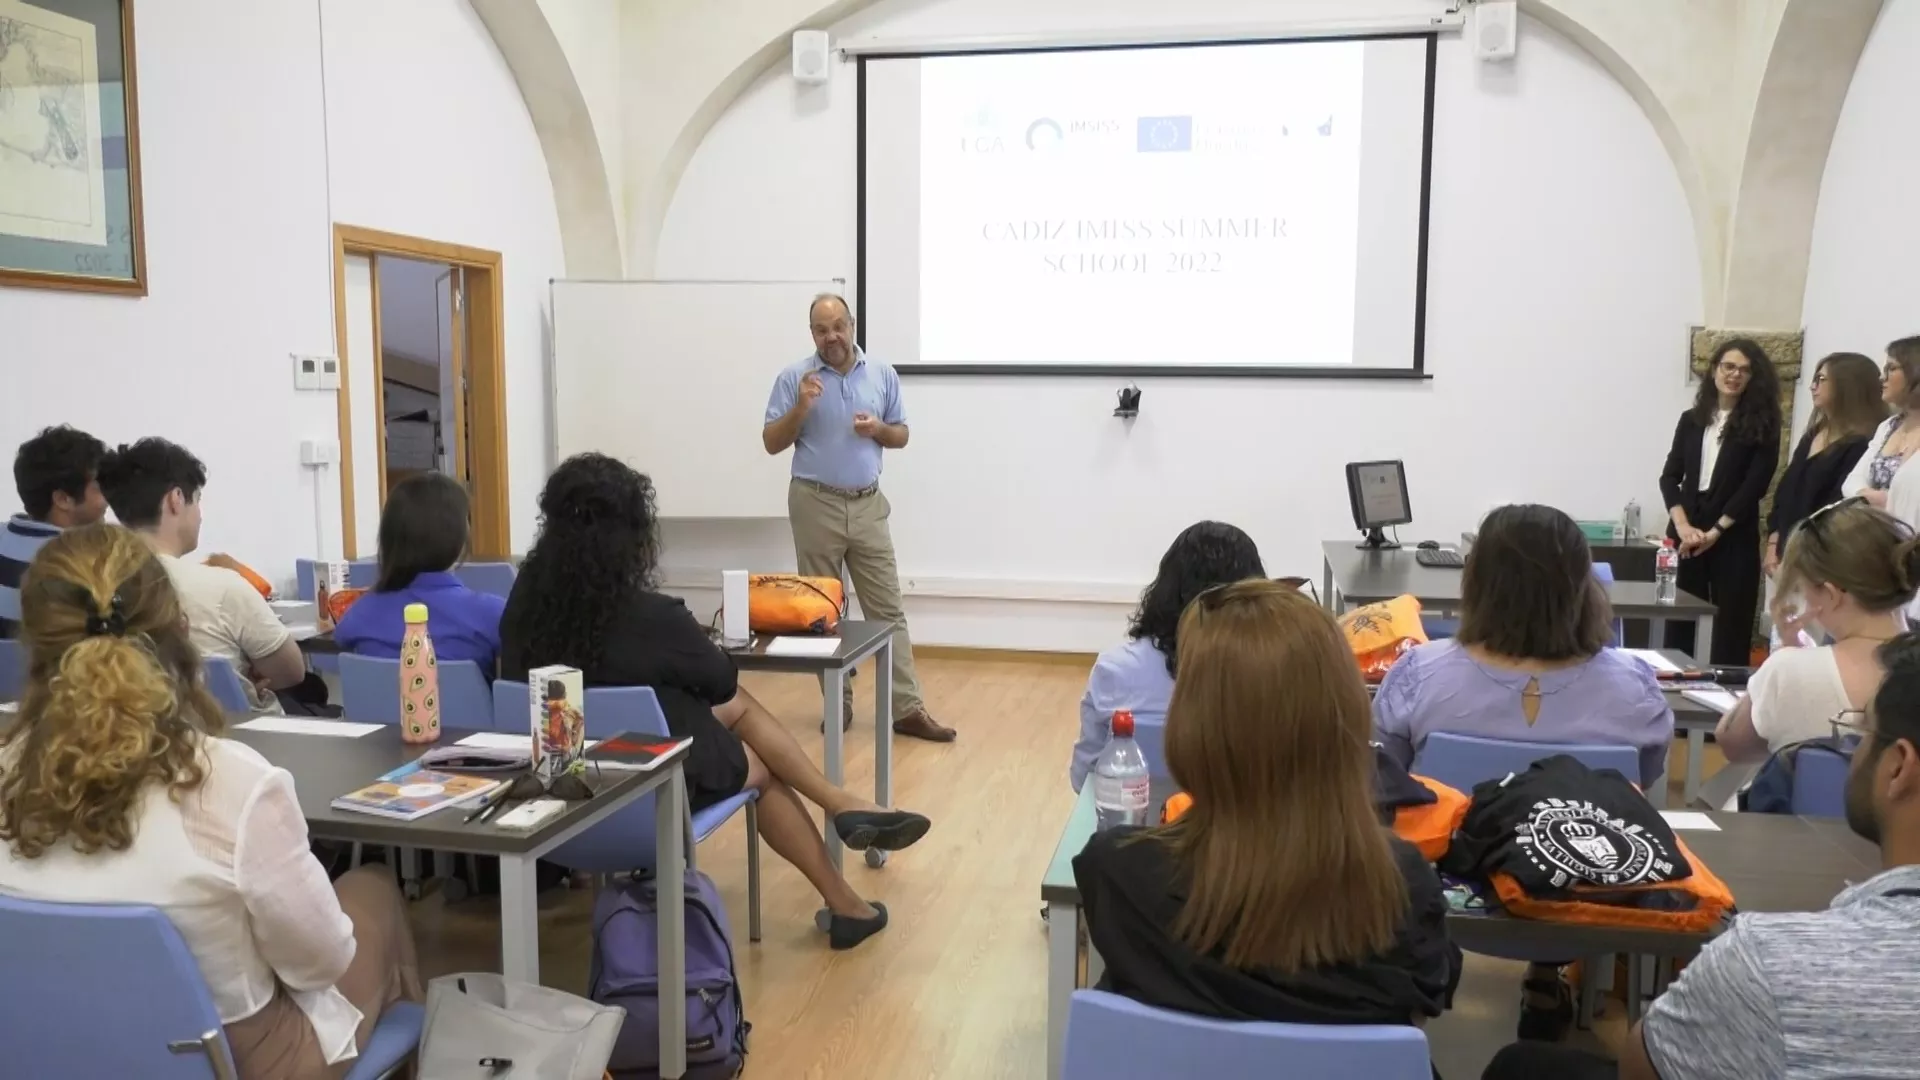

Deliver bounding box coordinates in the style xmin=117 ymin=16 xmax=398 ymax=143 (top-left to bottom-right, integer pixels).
xmin=763 ymin=294 xmax=954 ymax=742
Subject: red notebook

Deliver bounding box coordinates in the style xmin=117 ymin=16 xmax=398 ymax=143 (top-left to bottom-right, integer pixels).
xmin=587 ymin=734 xmax=691 ymax=772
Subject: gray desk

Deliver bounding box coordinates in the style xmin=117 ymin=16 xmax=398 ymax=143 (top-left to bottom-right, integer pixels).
xmin=230 ymin=724 xmax=694 ymax=1079
xmin=727 ymin=620 xmax=895 ymax=872
xmin=1320 ymin=542 xmax=1718 ymax=666
xmin=1039 ymin=782 xmax=1872 ymax=1079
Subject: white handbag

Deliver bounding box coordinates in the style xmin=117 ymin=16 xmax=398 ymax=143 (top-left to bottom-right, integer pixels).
xmin=417 ymin=972 xmax=625 ymax=1080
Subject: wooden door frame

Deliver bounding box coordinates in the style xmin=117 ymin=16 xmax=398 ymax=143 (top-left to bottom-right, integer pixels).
xmin=331 ymin=224 xmax=511 ymax=559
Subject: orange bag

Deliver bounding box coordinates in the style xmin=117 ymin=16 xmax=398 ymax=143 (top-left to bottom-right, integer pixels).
xmin=1487 ymin=834 xmax=1734 ymax=933
xmin=322 ymin=587 xmax=366 ymax=626
xmin=1163 ymin=776 xmax=1469 ymax=863
xmin=205 ymin=554 xmax=274 ymax=600
xmin=1338 ymin=595 xmax=1428 ymax=682
xmin=748 ymin=575 xmax=845 ymax=634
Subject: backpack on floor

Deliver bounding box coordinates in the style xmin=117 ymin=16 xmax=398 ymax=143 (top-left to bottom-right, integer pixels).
xmin=591 ymin=870 xmax=749 ymax=1080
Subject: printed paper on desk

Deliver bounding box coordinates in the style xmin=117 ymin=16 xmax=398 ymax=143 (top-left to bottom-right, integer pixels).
xmin=236 ymin=717 xmax=383 ymax=737
xmin=1682 ymin=687 xmax=1741 ymax=714
xmin=1624 ymin=649 xmax=1683 ymax=674
xmin=1659 ymin=811 xmax=1721 ymax=831
xmin=766 ymin=636 xmax=841 ymax=658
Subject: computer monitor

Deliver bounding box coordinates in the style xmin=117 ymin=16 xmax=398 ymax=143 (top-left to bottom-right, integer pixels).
xmin=1346 ymin=460 xmax=1412 ymax=549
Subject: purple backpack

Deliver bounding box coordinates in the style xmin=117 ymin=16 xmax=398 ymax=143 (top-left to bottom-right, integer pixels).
xmin=591 ymin=870 xmax=749 ymax=1079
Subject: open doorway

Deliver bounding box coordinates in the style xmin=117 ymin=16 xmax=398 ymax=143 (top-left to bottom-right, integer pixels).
xmin=331 ymin=225 xmax=511 ymax=559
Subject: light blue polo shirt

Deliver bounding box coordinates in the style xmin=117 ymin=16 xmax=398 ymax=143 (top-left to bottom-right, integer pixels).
xmin=764 ymin=349 xmax=906 ymax=491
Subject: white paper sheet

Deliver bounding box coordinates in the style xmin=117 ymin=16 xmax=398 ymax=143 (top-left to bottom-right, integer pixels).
xmin=1625 ymin=649 xmax=1683 ymax=674
xmin=765 ymin=636 xmax=841 ymax=657
xmin=236 ymin=717 xmax=383 ymax=738
xmin=455 ymin=732 xmax=534 ymax=750
xmin=1682 ymin=687 xmax=1741 ymax=714
xmin=1658 ymin=811 xmax=1721 ymax=831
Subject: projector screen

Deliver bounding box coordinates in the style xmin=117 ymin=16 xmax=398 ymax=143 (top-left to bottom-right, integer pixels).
xmin=858 ymin=35 xmax=1438 ymax=377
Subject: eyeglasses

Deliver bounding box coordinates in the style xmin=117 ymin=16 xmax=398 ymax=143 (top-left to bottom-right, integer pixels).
xmin=1830 ymin=709 xmax=1871 ymax=754
xmin=1716 ymin=361 xmax=1752 ymax=378
xmin=1811 ymin=371 xmax=1827 ymax=388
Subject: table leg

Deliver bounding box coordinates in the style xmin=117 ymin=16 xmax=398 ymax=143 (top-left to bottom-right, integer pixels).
xmin=498 ymin=853 xmax=541 ymax=987
xmin=1648 ymin=616 xmax=1667 ymax=653
xmin=1321 ymin=558 xmax=1335 ymax=612
xmin=1694 ymin=614 xmax=1715 ymax=667
xmin=823 ymin=666 xmax=848 ymax=871
xmin=875 ymin=639 xmax=894 ymax=812
xmin=1046 ymin=900 xmax=1078 ymax=1080
xmin=656 ymin=765 xmax=688 ymax=1080
xmin=1685 ymin=728 xmax=1707 ymax=807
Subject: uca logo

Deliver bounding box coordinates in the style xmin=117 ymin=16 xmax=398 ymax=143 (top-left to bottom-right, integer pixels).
xmin=1515 ymin=799 xmax=1678 ymax=889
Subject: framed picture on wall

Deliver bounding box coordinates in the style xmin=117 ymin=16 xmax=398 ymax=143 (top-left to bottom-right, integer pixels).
xmin=0 ymin=0 xmax=146 ymax=295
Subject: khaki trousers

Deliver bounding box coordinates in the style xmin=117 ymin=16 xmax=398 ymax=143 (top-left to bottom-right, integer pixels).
xmin=788 ymin=479 xmax=924 ymax=718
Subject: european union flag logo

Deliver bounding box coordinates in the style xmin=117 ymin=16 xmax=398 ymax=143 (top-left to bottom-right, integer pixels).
xmin=1135 ymin=116 xmax=1193 ymax=153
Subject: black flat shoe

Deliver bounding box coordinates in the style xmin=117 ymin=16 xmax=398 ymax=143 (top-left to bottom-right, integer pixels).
xmin=829 ymin=901 xmax=888 ymax=950
xmin=833 ymin=810 xmax=931 ymax=852
xmin=1517 ymin=970 xmax=1574 ymax=1042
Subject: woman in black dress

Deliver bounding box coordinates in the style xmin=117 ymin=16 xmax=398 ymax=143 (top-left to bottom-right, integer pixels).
xmin=1659 ymin=339 xmax=1783 ymax=664
xmin=500 ymin=453 xmax=930 ymax=949
xmin=1766 ymin=352 xmax=1885 ymax=578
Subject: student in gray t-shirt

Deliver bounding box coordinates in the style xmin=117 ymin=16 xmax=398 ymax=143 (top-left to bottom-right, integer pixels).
xmin=1481 ymin=631 xmax=1920 ymax=1080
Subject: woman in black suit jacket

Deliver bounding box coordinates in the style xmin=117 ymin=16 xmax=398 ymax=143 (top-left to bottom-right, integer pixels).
xmin=1660 ymin=339 xmax=1782 ymax=664
xmin=1766 ymin=352 xmax=1885 ymax=576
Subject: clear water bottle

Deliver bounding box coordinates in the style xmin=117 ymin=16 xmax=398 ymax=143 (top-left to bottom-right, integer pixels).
xmin=1623 ymin=499 xmax=1642 ymax=542
xmin=1092 ymin=709 xmax=1151 ymax=832
xmin=1655 ymin=539 xmax=1679 ymax=605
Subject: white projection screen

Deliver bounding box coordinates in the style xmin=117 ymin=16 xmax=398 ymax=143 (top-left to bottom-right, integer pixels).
xmin=858 ymin=35 xmax=1438 ymax=377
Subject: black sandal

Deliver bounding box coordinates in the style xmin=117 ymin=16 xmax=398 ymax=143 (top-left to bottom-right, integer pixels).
xmin=1517 ymin=970 xmax=1574 ymax=1042
xmin=832 ymin=810 xmax=931 ymax=852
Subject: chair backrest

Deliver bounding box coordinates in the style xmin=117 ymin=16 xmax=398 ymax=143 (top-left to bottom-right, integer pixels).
xmin=1412 ymin=732 xmax=1641 ymax=794
xmin=1592 ymin=562 xmax=1625 ymax=648
xmin=454 ymin=562 xmax=517 ymax=599
xmin=293 ymin=558 xmax=378 ymax=602
xmin=201 ymin=656 xmax=255 ymax=715
xmin=543 ymin=685 xmax=674 ymax=873
xmin=1129 ymin=718 xmax=1167 ymax=782
xmin=339 ymin=653 xmax=494 ymax=728
xmin=0 ymin=894 xmax=238 ymax=1079
xmin=1062 ymin=990 xmax=1429 ymax=1080
xmin=1791 ymin=744 xmax=1850 ymax=817
xmin=0 ymin=637 xmax=21 ymax=703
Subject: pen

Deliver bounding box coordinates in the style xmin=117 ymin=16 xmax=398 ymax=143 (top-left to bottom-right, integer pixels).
xmin=463 ymin=785 xmax=511 ymax=824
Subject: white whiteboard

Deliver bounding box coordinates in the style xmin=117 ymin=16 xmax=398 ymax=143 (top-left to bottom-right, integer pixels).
xmin=550 ymin=279 xmax=842 ymax=518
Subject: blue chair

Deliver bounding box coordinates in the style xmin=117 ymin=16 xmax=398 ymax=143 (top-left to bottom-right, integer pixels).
xmin=493 ymin=680 xmax=763 ymax=941
xmin=1130 ymin=717 xmax=1167 ymax=781
xmin=1411 ymin=732 xmax=1641 ymax=795
xmin=340 ymin=654 xmax=495 ymax=730
xmin=0 ymin=894 xmax=421 ymax=1080
xmin=1062 ymin=989 xmax=1429 ymax=1080
xmin=0 ymin=636 xmax=20 ymax=702
xmin=202 ymin=657 xmax=255 ymax=715
xmin=1423 ymin=562 xmax=1623 ymax=643
xmin=454 ymin=562 xmax=517 ymax=599
xmin=1790 ymin=744 xmax=1849 ymax=817
xmin=294 ymin=558 xmax=379 ymax=602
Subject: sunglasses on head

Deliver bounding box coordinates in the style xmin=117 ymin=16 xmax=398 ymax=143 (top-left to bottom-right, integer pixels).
xmin=1802 ymin=496 xmax=1868 ymax=542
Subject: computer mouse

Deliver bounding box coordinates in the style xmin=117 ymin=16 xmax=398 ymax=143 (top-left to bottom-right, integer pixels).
xmin=1417 ymin=540 xmax=1440 ymax=550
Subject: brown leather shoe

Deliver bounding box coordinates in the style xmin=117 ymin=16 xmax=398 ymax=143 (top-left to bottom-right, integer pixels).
xmin=892 ymin=707 xmax=956 ymax=742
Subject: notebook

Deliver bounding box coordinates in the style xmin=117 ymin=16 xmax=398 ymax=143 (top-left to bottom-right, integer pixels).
xmin=331 ymin=763 xmax=503 ymax=821
xmin=587 ymin=734 xmax=692 ymax=772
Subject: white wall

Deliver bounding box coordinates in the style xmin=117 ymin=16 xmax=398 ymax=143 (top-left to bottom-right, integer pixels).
xmin=321 ymin=0 xmax=566 ymax=555
xmin=1797 ymin=0 xmax=1919 ymax=440
xmin=650 ymin=3 xmax=1704 ymax=650
xmin=0 ymin=0 xmax=339 ymax=566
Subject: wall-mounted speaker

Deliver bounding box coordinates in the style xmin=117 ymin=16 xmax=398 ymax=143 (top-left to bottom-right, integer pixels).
xmin=792 ymin=29 xmax=831 ymax=85
xmin=1475 ymin=1 xmax=1518 ymax=62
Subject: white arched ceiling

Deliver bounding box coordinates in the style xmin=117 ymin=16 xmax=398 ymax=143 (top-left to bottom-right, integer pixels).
xmin=480 ymin=0 xmax=1884 ymax=327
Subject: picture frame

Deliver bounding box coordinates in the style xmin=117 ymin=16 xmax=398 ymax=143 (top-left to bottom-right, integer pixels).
xmin=0 ymin=0 xmax=146 ymax=295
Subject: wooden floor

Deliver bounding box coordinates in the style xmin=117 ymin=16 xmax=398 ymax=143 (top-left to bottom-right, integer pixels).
xmin=404 ymin=654 xmax=1721 ymax=1079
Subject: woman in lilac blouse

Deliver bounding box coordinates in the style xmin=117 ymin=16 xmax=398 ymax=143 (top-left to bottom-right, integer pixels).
xmin=1371 ymin=504 xmax=1675 ymax=789
xmin=1070 ymin=521 xmax=1265 ymax=791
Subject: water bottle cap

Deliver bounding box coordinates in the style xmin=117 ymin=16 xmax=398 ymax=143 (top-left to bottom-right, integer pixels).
xmin=403 ymin=603 xmax=429 ymax=624
xmin=1111 ymin=710 xmax=1134 ymax=737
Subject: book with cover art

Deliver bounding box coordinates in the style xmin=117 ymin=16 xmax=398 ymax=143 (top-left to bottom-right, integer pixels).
xmin=529 ymin=665 xmax=586 ymax=783
xmin=331 ymin=762 xmax=502 ymax=821
xmin=586 ymin=734 xmax=692 ymax=772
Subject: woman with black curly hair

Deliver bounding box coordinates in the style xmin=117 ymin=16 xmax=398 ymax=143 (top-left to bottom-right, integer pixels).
xmin=1660 ymin=338 xmax=1783 ymax=664
xmin=500 ymin=454 xmax=929 ymax=949
xmin=1068 ymin=521 xmax=1266 ymax=791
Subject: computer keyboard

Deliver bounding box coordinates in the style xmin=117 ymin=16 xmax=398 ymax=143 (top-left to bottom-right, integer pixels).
xmin=1415 ymin=548 xmax=1464 ymax=569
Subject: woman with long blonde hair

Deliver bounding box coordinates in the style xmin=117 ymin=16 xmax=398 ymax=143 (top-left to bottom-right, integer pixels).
xmin=0 ymin=524 xmax=420 ymax=1079
xmin=1072 ymin=579 xmax=1458 ymax=1024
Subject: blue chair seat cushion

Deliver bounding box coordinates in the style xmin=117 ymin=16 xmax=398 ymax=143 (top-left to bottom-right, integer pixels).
xmin=344 ymin=1001 xmax=425 ymax=1080
xmin=692 ymin=790 xmax=758 ymax=842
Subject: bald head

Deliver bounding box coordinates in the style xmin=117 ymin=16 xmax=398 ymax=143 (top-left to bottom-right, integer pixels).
xmin=809 ymin=293 xmax=856 ymax=371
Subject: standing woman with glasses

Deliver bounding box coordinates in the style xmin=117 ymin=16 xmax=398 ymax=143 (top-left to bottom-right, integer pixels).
xmin=1660 ymin=338 xmax=1783 ymax=664
xmin=1843 ymin=337 xmax=1920 ymax=511
xmin=1766 ymin=353 xmax=1885 ymax=580
xmin=1714 ymin=500 xmax=1920 ymax=764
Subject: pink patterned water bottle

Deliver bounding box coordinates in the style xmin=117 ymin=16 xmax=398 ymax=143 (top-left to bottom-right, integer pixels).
xmin=399 ymin=602 xmax=441 ymax=744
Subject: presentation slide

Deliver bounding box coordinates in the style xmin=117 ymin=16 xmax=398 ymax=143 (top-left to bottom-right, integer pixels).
xmin=861 ymin=37 xmax=1435 ymax=373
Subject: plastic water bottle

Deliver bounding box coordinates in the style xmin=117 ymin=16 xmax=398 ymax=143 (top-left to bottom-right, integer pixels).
xmin=1655 ymin=540 xmax=1679 ymax=605
xmin=1623 ymin=499 xmax=1642 ymax=542
xmin=399 ymin=602 xmax=441 ymax=744
xmin=1092 ymin=710 xmax=1151 ymax=831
